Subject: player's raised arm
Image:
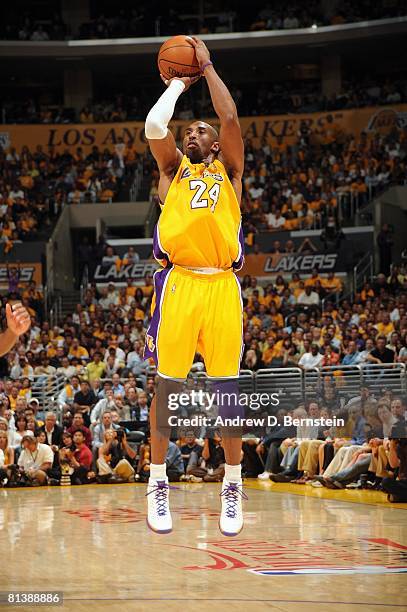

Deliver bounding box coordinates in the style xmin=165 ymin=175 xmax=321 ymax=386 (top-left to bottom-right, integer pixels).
xmin=145 ymin=76 xmax=198 ymax=182
xmin=189 ymin=37 xmax=244 ymax=180
xmin=0 ymin=302 xmax=31 ymax=357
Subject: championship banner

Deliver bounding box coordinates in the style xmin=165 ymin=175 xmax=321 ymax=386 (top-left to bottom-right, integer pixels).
xmin=1 ymin=105 xmax=406 ymax=154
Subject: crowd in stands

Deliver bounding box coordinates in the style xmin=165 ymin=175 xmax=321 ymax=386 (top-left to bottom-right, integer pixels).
xmin=252 ymin=394 xmax=407 ymax=503
xmin=235 ymin=74 xmax=407 ymax=117
xmin=1 ymin=95 xmax=139 ymax=125
xmin=0 ymin=13 xmax=67 ymax=42
xmin=0 ymin=237 xmax=406 ymax=496
xmin=2 ymin=1 xmax=404 ymax=41
xmin=2 ymin=72 xmax=406 ymax=125
xmin=0 ymin=142 xmax=142 ymax=251
xmin=239 ymin=120 xmax=406 ymax=234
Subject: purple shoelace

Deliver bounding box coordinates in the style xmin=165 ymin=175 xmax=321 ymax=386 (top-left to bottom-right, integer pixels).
xmin=145 ymin=480 xmax=171 ymax=517
xmin=220 ymin=482 xmax=248 ymax=519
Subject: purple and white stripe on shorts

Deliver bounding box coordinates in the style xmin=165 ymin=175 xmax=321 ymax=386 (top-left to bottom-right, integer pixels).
xmin=232 ymin=222 xmax=245 ymax=272
xmin=143 ymin=266 xmax=173 ymax=365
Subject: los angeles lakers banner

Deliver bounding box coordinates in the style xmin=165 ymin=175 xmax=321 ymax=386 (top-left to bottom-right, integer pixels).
xmin=0 ymin=105 xmax=406 ymax=154
xmin=239 ymin=253 xmax=339 ymax=277
xmin=90 ymin=254 xmax=343 ymax=284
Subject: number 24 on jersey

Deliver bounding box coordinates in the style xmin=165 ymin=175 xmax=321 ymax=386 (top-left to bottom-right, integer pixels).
xmin=189 ymin=180 xmax=221 ymax=213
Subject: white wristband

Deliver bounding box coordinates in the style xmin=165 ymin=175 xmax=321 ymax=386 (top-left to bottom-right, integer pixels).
xmin=145 ymin=80 xmax=186 ymax=140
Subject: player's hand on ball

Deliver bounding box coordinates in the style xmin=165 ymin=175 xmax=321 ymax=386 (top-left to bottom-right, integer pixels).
xmin=187 ymin=37 xmax=211 ymax=70
xmin=5 ymin=302 xmax=31 ymax=336
xmin=160 ymin=73 xmax=200 ymax=91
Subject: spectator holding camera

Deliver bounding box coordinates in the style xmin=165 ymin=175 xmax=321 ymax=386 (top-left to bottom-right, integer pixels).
xmin=60 ymin=430 xmax=94 ymax=485
xmin=97 ymin=428 xmax=136 ymax=483
xmin=382 ymin=421 xmax=407 ymax=502
xmin=92 ymin=410 xmax=120 ymax=450
xmin=187 ymin=430 xmax=226 ymax=482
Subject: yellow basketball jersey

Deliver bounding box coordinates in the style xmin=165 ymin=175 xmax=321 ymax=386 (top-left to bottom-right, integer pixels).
xmin=153 ymin=155 xmax=244 ymax=270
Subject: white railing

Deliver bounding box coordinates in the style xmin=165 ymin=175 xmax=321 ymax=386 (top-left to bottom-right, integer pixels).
xmin=93 ymin=364 xmax=407 ymax=402
xmin=4 ymin=364 xmax=405 ymax=427
xmin=28 ymin=373 xmax=67 ymax=416
xmin=304 ymin=363 xmax=406 ymax=401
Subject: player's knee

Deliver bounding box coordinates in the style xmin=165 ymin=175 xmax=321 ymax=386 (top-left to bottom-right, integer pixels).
xmin=156 ymin=376 xmax=184 ymax=406
xmin=155 ymin=376 xmax=184 ymax=436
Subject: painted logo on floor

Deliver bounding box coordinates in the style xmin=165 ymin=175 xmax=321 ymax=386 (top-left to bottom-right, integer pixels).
xmin=63 ymin=507 xmax=407 ymax=575
xmin=167 ymin=537 xmax=407 ymax=575
xmin=63 ymin=505 xmax=219 ymax=524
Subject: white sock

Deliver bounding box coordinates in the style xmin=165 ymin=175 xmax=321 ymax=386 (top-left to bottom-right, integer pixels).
xmin=225 ymin=464 xmax=242 ymax=482
xmin=150 ymin=463 xmax=167 ymax=480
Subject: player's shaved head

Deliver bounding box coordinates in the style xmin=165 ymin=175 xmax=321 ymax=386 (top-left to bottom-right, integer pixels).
xmin=190 ymin=121 xmax=218 ymax=138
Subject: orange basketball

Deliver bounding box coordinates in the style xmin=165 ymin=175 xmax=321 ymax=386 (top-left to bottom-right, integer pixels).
xmin=158 ymin=35 xmax=201 ymax=80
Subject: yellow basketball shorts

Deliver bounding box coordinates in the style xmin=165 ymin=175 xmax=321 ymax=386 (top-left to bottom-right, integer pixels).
xmin=144 ymin=265 xmax=243 ymax=380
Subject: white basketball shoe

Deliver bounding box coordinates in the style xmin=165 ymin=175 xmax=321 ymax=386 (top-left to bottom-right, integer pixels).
xmin=219 ymin=479 xmax=247 ymax=537
xmin=146 ymin=478 xmax=172 ymax=534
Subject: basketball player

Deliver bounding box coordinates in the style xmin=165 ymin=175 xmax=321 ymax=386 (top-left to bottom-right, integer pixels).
xmin=144 ymin=37 xmax=245 ymax=535
xmin=0 ymin=302 xmax=31 ymax=357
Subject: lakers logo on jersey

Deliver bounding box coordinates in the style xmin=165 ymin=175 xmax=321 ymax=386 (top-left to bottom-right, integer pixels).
xmin=146 ymin=334 xmax=155 ymax=352
xmin=179 ymin=167 xmax=192 ymax=180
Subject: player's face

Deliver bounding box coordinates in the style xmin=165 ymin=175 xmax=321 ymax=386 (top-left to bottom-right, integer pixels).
xmin=183 ymin=122 xmax=219 ymax=162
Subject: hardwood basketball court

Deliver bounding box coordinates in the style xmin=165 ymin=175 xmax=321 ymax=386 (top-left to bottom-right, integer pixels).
xmin=1 ymin=482 xmax=406 ymax=611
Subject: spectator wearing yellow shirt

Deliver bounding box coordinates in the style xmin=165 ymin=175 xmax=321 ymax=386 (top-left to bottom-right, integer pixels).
xmin=80 ymin=107 xmax=94 ymax=123
xmin=141 ymin=274 xmax=154 ymax=298
xmin=360 ymin=282 xmax=375 ymax=302
xmin=18 ymin=378 xmax=32 ymax=400
xmin=269 ymin=305 xmax=284 ymax=328
xmin=284 ymin=211 xmax=300 ymax=230
xmin=49 ymin=326 xmax=64 ymax=345
xmin=125 ymin=278 xmax=136 ymax=298
xmin=46 ymin=340 xmax=58 ymax=359
xmin=86 ymin=352 xmax=106 ymax=382
xmin=69 ymin=338 xmax=89 ymax=362
xmin=322 ymin=271 xmax=343 ymax=294
xmin=262 ymin=338 xmax=283 ymax=366
xmin=289 ymin=273 xmax=302 ymax=292
xmin=305 ymin=268 xmax=323 ymax=288
xmin=245 ymin=308 xmax=262 ymax=330
xmin=8 ymin=385 xmax=20 ymax=412
xmin=264 ymin=288 xmax=281 ymax=310
xmin=116 ymin=287 xmax=131 ymax=309
xmin=92 ymin=322 xmax=106 ymax=341
xmin=375 ymin=314 xmax=394 ymax=339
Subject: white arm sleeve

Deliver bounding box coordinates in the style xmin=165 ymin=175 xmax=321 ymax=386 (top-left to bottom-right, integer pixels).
xmin=145 ymin=79 xmax=185 ymax=140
